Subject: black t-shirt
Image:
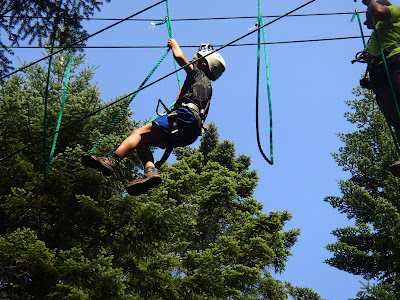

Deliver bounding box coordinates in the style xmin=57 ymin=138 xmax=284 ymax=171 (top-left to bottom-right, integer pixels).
xmin=174 ymin=65 xmax=212 ymax=119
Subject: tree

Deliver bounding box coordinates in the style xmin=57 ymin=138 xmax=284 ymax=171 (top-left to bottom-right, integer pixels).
xmin=0 ymin=0 xmax=111 ymax=78
xmin=285 ymin=282 xmax=326 ymax=300
xmin=0 ymin=50 xmax=322 ymax=299
xmin=0 ymin=49 xmax=139 ymax=299
xmin=325 ymin=85 xmax=400 ymax=299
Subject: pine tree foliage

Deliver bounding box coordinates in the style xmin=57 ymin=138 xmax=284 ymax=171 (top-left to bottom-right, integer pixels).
xmin=285 ymin=282 xmax=326 ymax=300
xmin=325 ymin=85 xmax=400 ymax=299
xmin=0 ymin=51 xmax=324 ymax=299
xmin=0 ymin=0 xmax=111 ymax=78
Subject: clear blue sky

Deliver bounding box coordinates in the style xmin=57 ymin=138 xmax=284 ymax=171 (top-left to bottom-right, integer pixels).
xmin=7 ymin=0 xmax=375 ymax=298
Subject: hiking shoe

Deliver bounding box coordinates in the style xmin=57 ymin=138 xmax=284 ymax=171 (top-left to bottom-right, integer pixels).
xmin=81 ymin=154 xmax=116 ymax=176
xmin=390 ymin=161 xmax=400 ymax=178
xmin=126 ymin=167 xmax=162 ymax=196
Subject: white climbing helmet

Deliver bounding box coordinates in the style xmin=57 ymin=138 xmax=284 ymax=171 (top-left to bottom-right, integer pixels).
xmin=197 ymin=44 xmax=226 ymax=81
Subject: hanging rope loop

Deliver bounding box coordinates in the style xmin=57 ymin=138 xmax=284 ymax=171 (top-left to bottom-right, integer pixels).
xmin=255 ymin=0 xmax=274 ymax=165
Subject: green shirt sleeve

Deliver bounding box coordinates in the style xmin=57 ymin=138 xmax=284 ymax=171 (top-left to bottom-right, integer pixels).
xmin=389 ymin=5 xmax=400 ymax=23
xmin=368 ymin=5 xmax=400 ymax=58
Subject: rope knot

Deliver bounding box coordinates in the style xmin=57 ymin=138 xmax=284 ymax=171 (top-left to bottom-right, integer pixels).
xmin=150 ymin=16 xmax=168 ymax=29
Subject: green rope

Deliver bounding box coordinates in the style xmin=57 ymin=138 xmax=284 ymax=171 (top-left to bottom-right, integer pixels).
xmin=352 ymin=9 xmax=367 ymax=48
xmin=165 ymin=0 xmax=182 ymax=89
xmin=89 ymin=0 xmax=181 ymax=154
xmin=43 ymin=0 xmax=66 ymax=179
xmin=356 ymin=10 xmax=367 ymax=48
xmin=150 ymin=17 xmax=168 ymax=28
xmin=371 ymin=16 xmax=400 ymax=156
xmin=351 ymin=9 xmax=367 ymax=48
xmin=146 ymin=0 xmax=181 ymax=124
xmin=45 ymin=47 xmax=75 ymax=176
xmin=89 ymin=49 xmax=170 ymax=154
xmin=255 ymin=0 xmax=273 ymax=165
xmin=43 ymin=29 xmax=58 ymax=179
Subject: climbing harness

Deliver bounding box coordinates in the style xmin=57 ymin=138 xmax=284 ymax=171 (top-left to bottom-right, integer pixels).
xmin=153 ymin=97 xmax=211 ymax=168
xmin=156 ymin=98 xmax=171 ymax=117
xmin=255 ymin=0 xmax=274 ymax=165
xmin=154 ymin=44 xmax=219 ymax=167
xmin=153 ymin=44 xmax=221 ymax=167
xmin=352 ymin=48 xmax=372 ymax=64
xmin=351 ymin=47 xmax=373 ymax=89
xmin=351 ymin=9 xmax=374 ymax=89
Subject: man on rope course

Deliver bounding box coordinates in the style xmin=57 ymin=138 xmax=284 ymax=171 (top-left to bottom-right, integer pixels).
xmin=355 ymin=0 xmax=400 ymax=176
xmin=82 ymin=38 xmax=226 ymax=195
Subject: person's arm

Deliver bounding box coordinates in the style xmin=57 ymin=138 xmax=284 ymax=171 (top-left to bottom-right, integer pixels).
xmin=176 ymin=86 xmax=182 ymax=100
xmin=167 ymin=38 xmax=193 ymax=74
xmin=363 ymin=0 xmax=391 ymax=21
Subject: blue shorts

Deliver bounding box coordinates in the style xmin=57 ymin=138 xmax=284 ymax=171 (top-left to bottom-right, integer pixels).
xmin=153 ymin=107 xmax=200 ymax=148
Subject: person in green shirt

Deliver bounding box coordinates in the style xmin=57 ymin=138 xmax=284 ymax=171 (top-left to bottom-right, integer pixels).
xmin=362 ymin=0 xmax=400 ymax=176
